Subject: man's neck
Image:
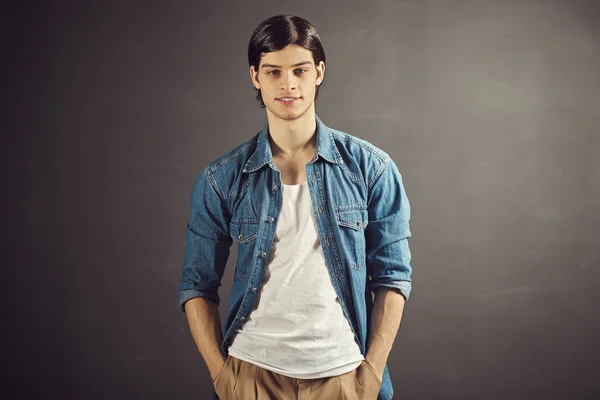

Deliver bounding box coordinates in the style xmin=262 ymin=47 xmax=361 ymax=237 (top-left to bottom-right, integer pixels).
xmin=266 ymin=108 xmax=317 ymax=160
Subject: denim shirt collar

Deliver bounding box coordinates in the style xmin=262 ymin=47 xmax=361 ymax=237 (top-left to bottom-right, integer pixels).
xmin=242 ymin=114 xmax=342 ymax=173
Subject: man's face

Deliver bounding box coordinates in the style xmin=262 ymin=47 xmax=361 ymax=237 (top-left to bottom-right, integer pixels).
xmin=250 ymin=44 xmax=325 ymax=121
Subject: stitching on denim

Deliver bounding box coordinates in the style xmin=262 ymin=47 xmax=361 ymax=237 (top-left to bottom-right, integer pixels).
xmin=368 ymin=156 xmax=390 ymax=191
xmin=243 ymin=132 xmax=266 ymax=172
xmin=335 ymin=208 xmax=368 ymax=230
xmin=205 ymin=167 xmax=229 ymax=212
xmin=330 ymin=130 xmax=389 ymax=190
xmin=229 ymin=220 xmax=259 ymax=243
xmin=336 ymin=204 xmax=368 ymax=211
xmin=229 ymin=171 xmax=255 ymax=197
xmin=337 ymin=220 xmax=368 ymax=230
xmin=232 ymin=234 xmax=256 ymax=244
xmin=351 ymin=263 xmax=364 ymax=271
xmin=208 ymin=141 xmax=254 ymax=172
xmin=231 ymin=218 xmax=259 ymax=224
xmin=330 ymin=130 xmax=388 ymax=162
xmin=338 ymin=160 xmax=363 ymax=181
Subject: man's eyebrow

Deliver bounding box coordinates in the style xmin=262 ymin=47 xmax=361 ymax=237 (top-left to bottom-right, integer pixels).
xmin=261 ymin=61 xmax=313 ymax=69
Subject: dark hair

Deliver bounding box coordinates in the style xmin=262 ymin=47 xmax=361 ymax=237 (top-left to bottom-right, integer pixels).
xmin=248 ymin=15 xmax=326 ymax=108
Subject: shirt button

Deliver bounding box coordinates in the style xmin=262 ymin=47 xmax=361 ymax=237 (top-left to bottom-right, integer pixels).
xmin=311 ymin=173 xmax=315 ymax=181
xmin=269 ymin=217 xmax=275 ymax=223
xmin=250 ymin=287 xmax=257 ymax=292
xmin=273 ymin=184 xmax=279 ymax=191
xmin=259 ymin=252 xmax=266 ymax=258
xmin=317 ymin=204 xmax=322 ymax=213
xmin=238 ymin=234 xmax=245 ymax=241
xmin=240 ymin=316 xmax=246 ymax=321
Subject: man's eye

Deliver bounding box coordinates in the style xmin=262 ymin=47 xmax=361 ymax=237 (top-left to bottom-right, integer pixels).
xmin=267 ymin=69 xmax=306 ymax=76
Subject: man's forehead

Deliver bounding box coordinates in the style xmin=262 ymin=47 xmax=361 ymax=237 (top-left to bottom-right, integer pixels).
xmin=260 ymin=46 xmax=312 ymax=65
xmin=260 ymin=59 xmax=313 ymax=69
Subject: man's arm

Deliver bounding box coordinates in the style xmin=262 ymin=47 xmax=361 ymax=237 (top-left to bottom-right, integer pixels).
xmin=184 ymin=297 xmax=226 ymax=381
xmin=363 ymin=155 xmax=412 ymax=380
xmin=365 ymin=287 xmax=406 ymax=381
xmin=178 ymin=167 xmax=233 ymax=380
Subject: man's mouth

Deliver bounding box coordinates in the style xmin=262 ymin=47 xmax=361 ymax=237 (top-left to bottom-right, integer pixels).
xmin=277 ymin=97 xmax=301 ymax=105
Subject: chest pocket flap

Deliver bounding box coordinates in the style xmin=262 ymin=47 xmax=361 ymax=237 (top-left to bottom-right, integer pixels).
xmin=336 ymin=208 xmax=369 ymax=230
xmin=230 ymin=220 xmax=259 ymax=244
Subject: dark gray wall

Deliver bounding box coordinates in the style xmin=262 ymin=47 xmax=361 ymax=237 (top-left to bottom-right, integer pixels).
xmin=5 ymin=1 xmax=599 ymax=399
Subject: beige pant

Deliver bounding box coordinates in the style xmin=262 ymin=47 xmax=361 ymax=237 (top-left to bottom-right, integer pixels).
xmin=213 ymin=355 xmax=382 ymax=400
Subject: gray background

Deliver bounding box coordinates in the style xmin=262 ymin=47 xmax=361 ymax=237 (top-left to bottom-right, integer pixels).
xmin=5 ymin=0 xmax=600 ymax=399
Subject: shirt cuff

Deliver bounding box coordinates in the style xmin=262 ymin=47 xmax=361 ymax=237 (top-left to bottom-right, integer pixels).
xmin=179 ymin=289 xmax=220 ymax=313
xmin=369 ymin=281 xmax=411 ymax=301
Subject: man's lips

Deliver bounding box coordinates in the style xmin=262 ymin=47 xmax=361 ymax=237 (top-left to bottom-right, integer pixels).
xmin=276 ymin=97 xmax=301 ymax=104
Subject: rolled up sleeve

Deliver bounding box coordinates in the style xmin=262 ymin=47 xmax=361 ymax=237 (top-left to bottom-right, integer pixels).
xmin=178 ymin=167 xmax=233 ymax=312
xmin=365 ymin=156 xmax=412 ymax=300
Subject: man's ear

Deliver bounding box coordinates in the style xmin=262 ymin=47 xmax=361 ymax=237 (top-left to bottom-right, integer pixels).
xmin=316 ymin=61 xmax=325 ymax=86
xmin=250 ymin=66 xmax=260 ymax=89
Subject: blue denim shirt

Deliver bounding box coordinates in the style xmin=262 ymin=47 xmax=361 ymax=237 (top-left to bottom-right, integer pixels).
xmin=179 ymin=114 xmax=412 ymax=400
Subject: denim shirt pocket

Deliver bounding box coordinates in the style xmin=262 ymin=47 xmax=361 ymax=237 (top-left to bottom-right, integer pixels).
xmin=230 ymin=219 xmax=259 ymax=281
xmin=335 ymin=206 xmax=369 ymax=271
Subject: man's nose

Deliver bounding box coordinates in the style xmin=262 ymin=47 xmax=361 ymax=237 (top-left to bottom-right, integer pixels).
xmin=280 ymin=72 xmax=298 ymax=91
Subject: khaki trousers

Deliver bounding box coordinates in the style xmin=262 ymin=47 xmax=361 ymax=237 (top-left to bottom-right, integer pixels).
xmin=213 ymin=355 xmax=382 ymax=400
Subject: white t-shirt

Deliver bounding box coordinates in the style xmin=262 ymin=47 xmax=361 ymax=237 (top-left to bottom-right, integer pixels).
xmin=228 ymin=180 xmax=364 ymax=379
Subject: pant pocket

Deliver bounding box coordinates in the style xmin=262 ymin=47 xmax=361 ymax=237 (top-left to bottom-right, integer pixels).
xmin=214 ymin=356 xmax=236 ymax=399
xmin=355 ymin=361 xmax=382 ymax=397
xmin=362 ymin=360 xmax=382 ymax=387
xmin=213 ymin=355 xmax=231 ymax=384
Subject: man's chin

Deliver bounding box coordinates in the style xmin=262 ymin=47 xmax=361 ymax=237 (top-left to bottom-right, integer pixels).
xmin=266 ymin=103 xmax=312 ymax=122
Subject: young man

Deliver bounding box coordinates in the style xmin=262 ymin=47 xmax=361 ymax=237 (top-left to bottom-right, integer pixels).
xmin=178 ymin=15 xmax=412 ymax=400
